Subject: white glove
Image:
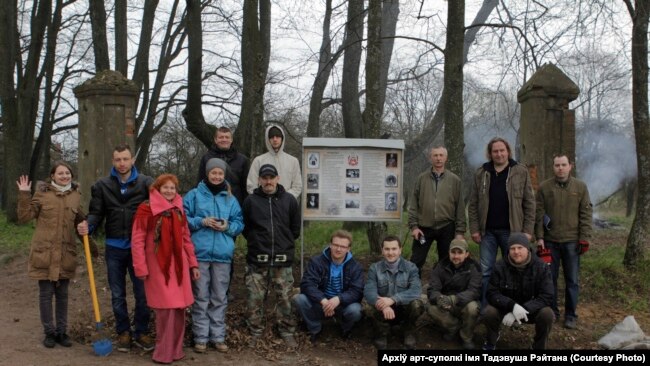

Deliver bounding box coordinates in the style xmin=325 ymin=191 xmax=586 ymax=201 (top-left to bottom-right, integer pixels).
xmin=502 ymin=312 xmax=516 ymax=327
xmin=512 ymin=303 xmax=529 ymax=323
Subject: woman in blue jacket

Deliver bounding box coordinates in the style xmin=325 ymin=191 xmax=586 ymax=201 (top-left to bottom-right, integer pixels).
xmin=183 ymin=158 xmax=244 ymax=353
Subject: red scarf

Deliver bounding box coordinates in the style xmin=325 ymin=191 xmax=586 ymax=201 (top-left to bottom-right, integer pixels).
xmin=154 ymin=208 xmax=184 ymax=286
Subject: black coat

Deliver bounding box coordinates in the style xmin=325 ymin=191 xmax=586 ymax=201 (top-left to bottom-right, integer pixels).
xmin=87 ymin=172 xmax=153 ymax=239
xmin=242 ymin=184 xmax=300 ymax=267
xmin=487 ymin=254 xmax=554 ymax=315
xmin=197 ymin=145 xmax=250 ymax=205
xmin=427 ymin=257 xmax=481 ymax=308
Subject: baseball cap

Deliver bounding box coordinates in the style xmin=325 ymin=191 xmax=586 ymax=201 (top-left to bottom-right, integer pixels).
xmin=449 ymin=239 xmax=469 ymax=252
xmin=259 ymin=164 xmax=278 ymax=177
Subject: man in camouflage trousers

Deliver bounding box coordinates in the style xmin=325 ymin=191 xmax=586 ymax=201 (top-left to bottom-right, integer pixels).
xmin=242 ymin=164 xmax=301 ymax=348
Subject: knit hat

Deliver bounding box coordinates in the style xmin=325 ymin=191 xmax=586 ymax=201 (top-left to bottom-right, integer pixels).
xmin=449 ymin=239 xmax=469 ymax=252
xmin=259 ymin=164 xmax=278 ymax=177
xmin=507 ymin=232 xmax=530 ymax=251
xmin=268 ymin=126 xmax=283 ymax=139
xmin=205 ymin=158 xmax=228 ymax=176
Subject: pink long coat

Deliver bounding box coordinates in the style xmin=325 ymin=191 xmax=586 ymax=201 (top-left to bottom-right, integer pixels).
xmin=131 ymin=189 xmax=198 ymax=309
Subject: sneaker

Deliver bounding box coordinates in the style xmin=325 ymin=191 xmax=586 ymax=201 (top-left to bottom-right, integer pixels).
xmin=56 ymin=333 xmax=72 ymax=347
xmin=282 ymin=334 xmax=298 ymax=349
xmin=403 ymin=334 xmax=416 ymax=350
xmin=564 ymin=318 xmax=577 ymax=329
xmin=214 ymin=342 xmax=228 ymax=353
xmin=462 ymin=340 xmax=476 ymax=350
xmin=43 ymin=334 xmax=56 ymax=348
xmin=194 ymin=342 xmax=207 ymax=353
xmin=116 ymin=332 xmax=131 ymax=352
xmin=248 ymin=335 xmax=260 ymax=348
xmin=373 ymin=336 xmax=388 ymax=350
xmin=135 ymin=334 xmax=155 ymax=351
xmin=482 ymin=342 xmax=496 ymax=351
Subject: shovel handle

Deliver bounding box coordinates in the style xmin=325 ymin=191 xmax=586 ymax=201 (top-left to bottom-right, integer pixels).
xmin=83 ymin=235 xmax=102 ymax=324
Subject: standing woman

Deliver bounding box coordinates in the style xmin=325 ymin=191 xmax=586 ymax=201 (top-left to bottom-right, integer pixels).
xmin=131 ymin=174 xmax=200 ymax=364
xmin=183 ymin=158 xmax=244 ymax=353
xmin=16 ymin=161 xmax=92 ymax=348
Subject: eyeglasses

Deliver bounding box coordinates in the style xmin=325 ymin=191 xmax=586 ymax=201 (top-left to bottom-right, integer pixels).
xmin=330 ymin=243 xmax=350 ymax=250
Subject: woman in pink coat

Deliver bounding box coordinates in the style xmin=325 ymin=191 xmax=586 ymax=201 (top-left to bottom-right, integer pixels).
xmin=132 ymin=174 xmax=200 ymax=364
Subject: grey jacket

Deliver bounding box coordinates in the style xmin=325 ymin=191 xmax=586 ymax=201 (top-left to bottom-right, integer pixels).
xmin=364 ymin=257 xmax=421 ymax=306
xmin=408 ymin=169 xmax=466 ymax=234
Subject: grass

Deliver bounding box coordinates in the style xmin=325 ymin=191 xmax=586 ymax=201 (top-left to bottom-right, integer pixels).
xmin=0 ymin=212 xmax=33 ymax=258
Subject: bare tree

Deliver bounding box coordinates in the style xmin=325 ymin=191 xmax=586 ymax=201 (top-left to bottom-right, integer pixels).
xmin=623 ymin=0 xmax=650 ymax=268
xmin=88 ymin=0 xmax=110 ymax=71
xmin=115 ymin=0 xmax=128 ymax=76
xmin=340 ymin=0 xmax=364 ymax=138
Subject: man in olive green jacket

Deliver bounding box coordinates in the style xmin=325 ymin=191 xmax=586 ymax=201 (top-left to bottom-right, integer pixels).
xmin=408 ymin=146 xmax=466 ymax=276
xmin=467 ymin=137 xmax=535 ymax=305
xmin=535 ymin=154 xmax=592 ymax=330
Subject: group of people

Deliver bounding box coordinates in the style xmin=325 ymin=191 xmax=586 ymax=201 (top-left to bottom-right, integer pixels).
xmin=407 ymin=138 xmax=592 ymax=350
xmin=16 ymin=129 xmax=592 ymax=361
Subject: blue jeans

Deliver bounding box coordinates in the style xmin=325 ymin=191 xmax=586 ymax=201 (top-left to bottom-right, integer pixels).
xmin=293 ymin=293 xmax=362 ymax=335
xmin=480 ymin=230 xmax=511 ymax=306
xmin=546 ymin=241 xmax=580 ymax=320
xmin=192 ymin=262 xmax=231 ymax=343
xmin=105 ymin=245 xmax=150 ymax=337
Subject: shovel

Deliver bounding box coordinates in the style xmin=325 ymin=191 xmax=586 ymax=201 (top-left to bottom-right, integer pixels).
xmin=82 ymin=235 xmax=113 ymax=356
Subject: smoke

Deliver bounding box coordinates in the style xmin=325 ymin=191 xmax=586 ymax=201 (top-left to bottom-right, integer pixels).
xmin=575 ymin=128 xmax=637 ymax=205
xmin=464 ymin=123 xmax=517 ymax=170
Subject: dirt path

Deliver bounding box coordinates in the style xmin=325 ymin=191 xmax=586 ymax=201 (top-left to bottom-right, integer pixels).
xmin=2 ymin=253 xmax=648 ymax=366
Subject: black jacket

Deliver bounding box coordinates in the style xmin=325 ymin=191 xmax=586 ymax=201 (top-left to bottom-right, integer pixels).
xmin=197 ymin=145 xmax=250 ymax=205
xmin=427 ymin=257 xmax=481 ymax=308
xmin=300 ymin=249 xmax=364 ymax=308
xmin=487 ymin=254 xmax=554 ymax=315
xmin=243 ymin=184 xmax=300 ymax=267
xmin=87 ymin=172 xmax=153 ymax=239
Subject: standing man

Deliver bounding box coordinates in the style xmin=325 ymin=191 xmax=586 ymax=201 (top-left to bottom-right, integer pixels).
xmin=483 ymin=233 xmax=554 ymax=350
xmin=467 ymin=137 xmax=535 ymax=303
xmin=246 ymin=125 xmax=302 ymax=200
xmin=535 ymin=154 xmax=592 ymax=329
xmin=293 ymin=230 xmax=364 ymax=344
xmin=242 ymin=164 xmax=301 ymax=348
xmin=408 ymin=146 xmax=466 ymax=276
xmin=364 ymin=235 xmax=423 ymax=350
xmin=77 ymin=144 xmax=154 ymax=352
xmin=197 ymin=126 xmax=250 ymax=206
xmin=424 ymin=239 xmax=481 ymax=350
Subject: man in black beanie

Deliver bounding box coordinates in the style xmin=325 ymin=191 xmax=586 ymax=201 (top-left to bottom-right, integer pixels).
xmin=482 ymin=232 xmax=554 ymax=350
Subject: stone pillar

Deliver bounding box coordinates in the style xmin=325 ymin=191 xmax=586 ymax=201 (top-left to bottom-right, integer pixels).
xmin=73 ymin=70 xmax=139 ymax=210
xmin=518 ymin=63 xmax=579 ymax=189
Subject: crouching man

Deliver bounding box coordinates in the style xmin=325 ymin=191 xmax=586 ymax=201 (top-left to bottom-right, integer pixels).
xmin=293 ymin=230 xmax=364 ymax=344
xmin=424 ymin=238 xmax=481 ymax=350
xmin=483 ymin=233 xmax=554 ymax=350
xmin=364 ymin=235 xmax=423 ymax=349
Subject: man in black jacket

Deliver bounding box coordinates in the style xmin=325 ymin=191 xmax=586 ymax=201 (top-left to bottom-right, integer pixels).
xmin=242 ymin=164 xmax=300 ymax=348
xmin=424 ymin=238 xmax=480 ymax=350
xmin=197 ymin=126 xmax=250 ymax=205
xmin=293 ymin=230 xmax=364 ymax=344
xmin=483 ymin=232 xmax=554 ymax=350
xmin=78 ymin=144 xmax=154 ymax=352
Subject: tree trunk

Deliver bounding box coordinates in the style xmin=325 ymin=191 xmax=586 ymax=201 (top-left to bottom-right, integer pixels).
xmin=306 ymin=0 xmax=342 ymax=137
xmin=362 ymin=0 xmax=382 ymax=137
xmin=404 ymin=0 xmax=498 ymax=165
xmin=624 ymin=0 xmax=650 ymax=268
xmin=183 ymin=0 xmax=213 ymax=148
xmin=31 ymin=0 xmax=64 ymax=180
xmin=115 ymin=0 xmax=128 ymax=76
xmin=341 ymin=0 xmax=364 ymax=138
xmin=233 ymin=0 xmax=271 ymax=158
xmin=88 ymin=0 xmax=110 ymax=72
xmin=443 ymin=0 xmax=465 ymax=176
xmin=625 ymin=179 xmax=636 ymax=217
xmin=0 ymin=0 xmax=50 ymax=221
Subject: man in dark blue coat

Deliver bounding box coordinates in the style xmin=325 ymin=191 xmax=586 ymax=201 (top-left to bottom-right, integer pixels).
xmin=293 ymin=230 xmax=364 ymax=344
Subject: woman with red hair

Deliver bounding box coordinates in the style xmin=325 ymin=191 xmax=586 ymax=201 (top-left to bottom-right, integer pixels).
xmin=131 ymin=174 xmax=200 ymax=364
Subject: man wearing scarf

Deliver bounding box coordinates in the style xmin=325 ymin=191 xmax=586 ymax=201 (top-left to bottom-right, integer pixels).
xmin=482 ymin=232 xmax=554 ymax=350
